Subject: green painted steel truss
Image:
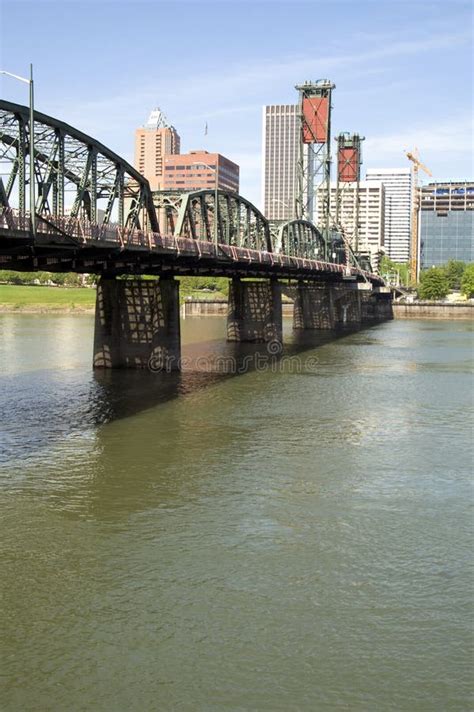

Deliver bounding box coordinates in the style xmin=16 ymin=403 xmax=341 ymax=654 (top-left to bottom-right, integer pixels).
xmin=153 ymin=189 xmax=272 ymax=252
xmin=0 ymin=100 xmax=158 ymax=232
xmin=0 ymin=101 xmax=338 ymax=264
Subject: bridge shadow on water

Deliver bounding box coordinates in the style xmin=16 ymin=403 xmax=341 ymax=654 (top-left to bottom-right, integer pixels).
xmin=0 ymin=318 xmax=389 ymax=519
xmin=91 ymin=322 xmax=384 ymax=424
xmin=0 ymin=319 xmax=388 ymax=477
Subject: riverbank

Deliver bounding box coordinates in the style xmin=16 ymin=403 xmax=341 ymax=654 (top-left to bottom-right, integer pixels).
xmin=0 ymin=284 xmax=227 ymax=313
xmin=393 ymin=301 xmax=474 ymax=319
xmin=182 ymin=297 xmax=474 ymax=320
xmin=2 ymin=285 xmax=472 ymax=320
xmin=0 ymin=285 xmax=96 ymax=312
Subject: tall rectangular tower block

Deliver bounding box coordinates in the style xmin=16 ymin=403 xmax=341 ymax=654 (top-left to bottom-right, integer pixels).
xmin=93 ymin=277 xmax=181 ymax=370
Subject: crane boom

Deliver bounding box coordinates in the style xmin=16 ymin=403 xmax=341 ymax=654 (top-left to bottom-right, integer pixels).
xmin=406 ymin=149 xmax=432 ymax=283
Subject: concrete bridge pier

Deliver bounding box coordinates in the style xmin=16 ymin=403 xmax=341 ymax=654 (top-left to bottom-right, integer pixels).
xmin=93 ymin=277 xmax=181 ymax=370
xmin=293 ymin=281 xmax=335 ymax=330
xmin=227 ymin=278 xmax=282 ymax=343
xmin=373 ymin=290 xmax=394 ymax=320
xmin=332 ymin=284 xmax=362 ymax=326
xmin=360 ymin=287 xmax=394 ymax=322
xmin=360 ymin=289 xmax=377 ymax=322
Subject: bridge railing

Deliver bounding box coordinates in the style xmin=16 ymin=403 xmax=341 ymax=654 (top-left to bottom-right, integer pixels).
xmin=0 ymin=208 xmax=383 ymax=284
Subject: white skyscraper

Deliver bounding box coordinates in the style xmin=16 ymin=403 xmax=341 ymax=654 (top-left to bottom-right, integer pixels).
xmin=365 ymin=168 xmax=412 ymax=262
xmin=261 ymin=104 xmax=299 ymax=220
xmin=327 ymin=180 xmax=385 ymax=269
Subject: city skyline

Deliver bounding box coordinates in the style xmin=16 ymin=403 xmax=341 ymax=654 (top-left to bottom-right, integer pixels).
xmin=1 ymin=1 xmax=472 ymax=210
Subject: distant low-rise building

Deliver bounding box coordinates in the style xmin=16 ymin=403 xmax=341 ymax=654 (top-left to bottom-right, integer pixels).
xmin=162 ymin=150 xmax=239 ymax=193
xmin=419 ymin=182 xmax=474 ymax=268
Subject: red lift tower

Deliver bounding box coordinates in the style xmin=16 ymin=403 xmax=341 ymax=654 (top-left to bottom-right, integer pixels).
xmin=295 ymin=79 xmax=335 ymax=245
xmin=334 ymin=132 xmax=365 ymax=252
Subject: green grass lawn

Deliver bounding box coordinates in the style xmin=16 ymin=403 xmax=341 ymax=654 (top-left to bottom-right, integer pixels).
xmin=0 ymin=283 xmax=228 ymax=310
xmin=0 ymin=284 xmax=96 ymax=309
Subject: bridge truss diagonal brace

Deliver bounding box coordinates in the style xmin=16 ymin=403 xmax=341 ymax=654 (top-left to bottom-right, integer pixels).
xmin=93 ymin=277 xmax=181 ymax=370
xmin=227 ymin=278 xmax=282 ymax=343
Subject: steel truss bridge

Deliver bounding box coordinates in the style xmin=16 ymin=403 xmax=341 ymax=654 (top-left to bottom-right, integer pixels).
xmin=0 ymin=100 xmax=383 ymax=286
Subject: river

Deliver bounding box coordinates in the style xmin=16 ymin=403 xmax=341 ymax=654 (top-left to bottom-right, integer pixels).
xmin=0 ymin=314 xmax=472 ymax=711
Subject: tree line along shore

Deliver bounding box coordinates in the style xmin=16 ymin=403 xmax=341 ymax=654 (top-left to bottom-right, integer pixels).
xmin=0 ymin=262 xmax=473 ymax=313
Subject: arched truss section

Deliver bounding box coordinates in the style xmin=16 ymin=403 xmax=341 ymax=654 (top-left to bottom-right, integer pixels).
xmin=153 ymin=189 xmax=272 ymax=252
xmin=273 ymin=219 xmax=327 ymax=259
xmin=0 ymin=100 xmax=159 ymax=233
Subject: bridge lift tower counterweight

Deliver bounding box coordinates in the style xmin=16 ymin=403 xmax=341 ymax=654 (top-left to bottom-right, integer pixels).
xmin=335 ymin=132 xmax=365 ymax=254
xmin=295 ymin=79 xmax=335 ymax=254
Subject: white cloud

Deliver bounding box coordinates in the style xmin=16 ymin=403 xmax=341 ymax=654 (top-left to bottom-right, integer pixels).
xmin=363 ymin=114 xmax=474 ymax=180
xmin=365 ymin=114 xmax=473 ymax=156
xmin=28 ymin=26 xmax=471 ymax=199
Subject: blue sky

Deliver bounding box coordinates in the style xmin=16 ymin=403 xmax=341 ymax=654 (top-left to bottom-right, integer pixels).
xmin=1 ymin=0 xmax=472 ymax=207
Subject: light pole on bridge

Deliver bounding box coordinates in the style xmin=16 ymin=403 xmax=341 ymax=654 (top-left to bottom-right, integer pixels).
xmin=0 ymin=64 xmax=35 ymax=238
xmin=271 ymin=198 xmax=290 ymax=219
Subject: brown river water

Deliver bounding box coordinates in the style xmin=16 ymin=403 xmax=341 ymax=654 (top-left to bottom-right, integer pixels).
xmin=0 ymin=314 xmax=472 ymax=711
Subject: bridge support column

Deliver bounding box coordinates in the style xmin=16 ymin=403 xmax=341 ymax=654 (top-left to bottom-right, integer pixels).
xmin=360 ymin=288 xmax=379 ymax=322
xmin=293 ymin=281 xmax=335 ymax=329
xmin=373 ymin=293 xmax=394 ymax=320
xmin=93 ymin=277 xmax=181 ymax=370
xmin=227 ymin=278 xmax=282 ymax=342
xmin=332 ymin=284 xmax=362 ymax=326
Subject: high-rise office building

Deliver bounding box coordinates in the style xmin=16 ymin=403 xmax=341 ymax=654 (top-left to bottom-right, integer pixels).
xmin=419 ymin=182 xmax=474 ymax=268
xmin=327 ymin=180 xmax=385 ymax=268
xmin=365 ymin=168 xmax=411 ymax=263
xmin=261 ymin=104 xmax=299 ymax=220
xmin=134 ymin=108 xmax=180 ymax=191
xmin=163 ymin=150 xmax=239 ymax=193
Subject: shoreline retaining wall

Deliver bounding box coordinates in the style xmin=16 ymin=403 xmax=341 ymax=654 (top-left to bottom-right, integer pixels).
xmin=392 ymin=302 xmax=473 ymax=320
xmin=182 ymin=298 xmax=473 ymax=321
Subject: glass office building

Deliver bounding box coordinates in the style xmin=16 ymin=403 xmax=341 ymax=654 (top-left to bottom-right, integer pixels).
xmin=419 ymin=182 xmax=474 ymax=268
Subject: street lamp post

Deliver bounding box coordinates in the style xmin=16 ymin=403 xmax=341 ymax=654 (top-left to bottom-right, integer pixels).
xmin=0 ymin=64 xmax=35 ymax=237
xmin=192 ymin=161 xmax=218 ymax=246
xmin=271 ymin=198 xmax=290 ymax=219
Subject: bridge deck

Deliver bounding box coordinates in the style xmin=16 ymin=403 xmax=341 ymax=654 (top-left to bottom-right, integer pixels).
xmin=0 ymin=212 xmax=383 ymax=285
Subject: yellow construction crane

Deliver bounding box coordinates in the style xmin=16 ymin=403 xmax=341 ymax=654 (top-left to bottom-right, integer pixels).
xmin=406 ymin=148 xmax=432 ymax=283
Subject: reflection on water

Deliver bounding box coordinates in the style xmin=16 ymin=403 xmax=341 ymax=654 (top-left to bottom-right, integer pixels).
xmin=0 ymin=314 xmax=473 ymax=711
xmin=0 ymin=314 xmax=363 ymax=466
